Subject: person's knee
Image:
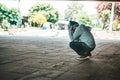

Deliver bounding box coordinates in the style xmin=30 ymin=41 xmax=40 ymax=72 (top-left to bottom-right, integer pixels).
xmin=69 ymin=41 xmax=74 ymax=48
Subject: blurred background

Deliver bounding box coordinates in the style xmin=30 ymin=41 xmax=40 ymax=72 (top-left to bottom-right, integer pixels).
xmin=0 ymin=0 xmax=120 ymax=32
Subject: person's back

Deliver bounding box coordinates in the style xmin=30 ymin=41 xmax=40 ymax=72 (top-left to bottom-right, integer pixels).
xmin=74 ymin=24 xmax=96 ymax=49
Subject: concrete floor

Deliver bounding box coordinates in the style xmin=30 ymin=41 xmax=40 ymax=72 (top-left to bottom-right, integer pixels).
xmin=0 ymin=30 xmax=120 ymax=80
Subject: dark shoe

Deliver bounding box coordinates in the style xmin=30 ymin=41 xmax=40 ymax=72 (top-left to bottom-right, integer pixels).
xmin=81 ymin=52 xmax=92 ymax=58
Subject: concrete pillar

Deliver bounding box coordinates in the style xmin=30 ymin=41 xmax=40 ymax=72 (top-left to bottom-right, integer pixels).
xmin=109 ymin=2 xmax=115 ymax=31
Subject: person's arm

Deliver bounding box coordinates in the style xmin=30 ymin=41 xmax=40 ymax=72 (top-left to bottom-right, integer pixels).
xmin=68 ymin=26 xmax=74 ymax=41
xmin=73 ymin=27 xmax=82 ymax=41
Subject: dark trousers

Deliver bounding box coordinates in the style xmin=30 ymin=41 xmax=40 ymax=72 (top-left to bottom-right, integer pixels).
xmin=69 ymin=41 xmax=93 ymax=56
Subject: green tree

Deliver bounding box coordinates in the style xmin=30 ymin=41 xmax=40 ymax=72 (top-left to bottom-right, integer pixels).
xmin=29 ymin=12 xmax=47 ymax=27
xmin=0 ymin=3 xmax=21 ymax=27
xmin=2 ymin=19 xmax=10 ymax=31
xmin=0 ymin=3 xmax=9 ymax=25
xmin=29 ymin=3 xmax=59 ymax=26
xmin=8 ymin=8 xmax=21 ymax=25
xmin=77 ymin=13 xmax=92 ymax=26
xmin=64 ymin=1 xmax=84 ymax=21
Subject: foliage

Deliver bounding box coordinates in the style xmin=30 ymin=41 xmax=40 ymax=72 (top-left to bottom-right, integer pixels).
xmin=97 ymin=2 xmax=120 ymax=20
xmin=97 ymin=2 xmax=112 ymax=13
xmin=29 ymin=12 xmax=47 ymax=27
xmin=77 ymin=13 xmax=92 ymax=26
xmin=29 ymin=3 xmax=59 ymax=25
xmin=64 ymin=1 xmax=84 ymax=21
xmin=112 ymin=20 xmax=120 ymax=31
xmin=64 ymin=2 xmax=94 ymax=27
xmin=9 ymin=8 xmax=21 ymax=24
xmin=0 ymin=3 xmax=9 ymax=23
xmin=2 ymin=19 xmax=10 ymax=31
xmin=97 ymin=2 xmax=111 ymax=24
xmin=96 ymin=2 xmax=120 ymax=30
xmin=32 ymin=12 xmax=47 ymax=24
xmin=99 ymin=10 xmax=110 ymax=23
xmin=0 ymin=3 xmax=21 ymax=27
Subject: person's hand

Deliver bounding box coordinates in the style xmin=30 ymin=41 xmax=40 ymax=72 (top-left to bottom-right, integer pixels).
xmin=68 ymin=25 xmax=72 ymax=30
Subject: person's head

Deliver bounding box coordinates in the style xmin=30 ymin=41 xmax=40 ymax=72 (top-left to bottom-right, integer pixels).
xmin=69 ymin=21 xmax=79 ymax=31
